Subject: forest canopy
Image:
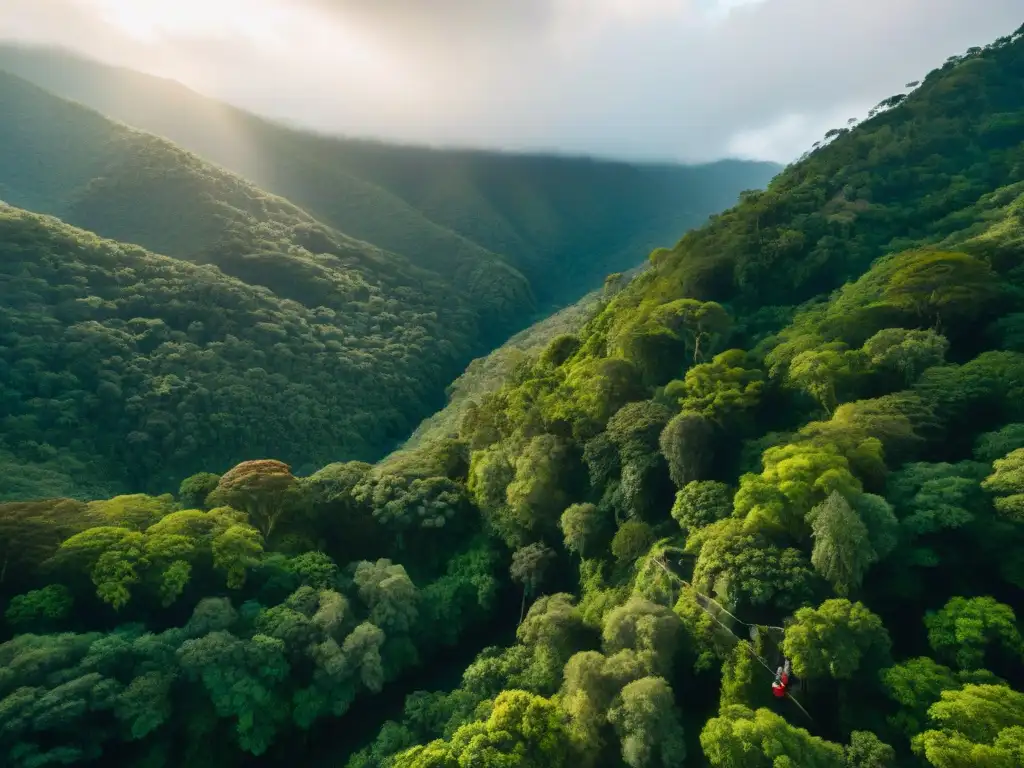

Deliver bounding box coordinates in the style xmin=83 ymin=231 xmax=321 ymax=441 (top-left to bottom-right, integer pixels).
xmin=1 ymin=19 xmax=1024 ymax=768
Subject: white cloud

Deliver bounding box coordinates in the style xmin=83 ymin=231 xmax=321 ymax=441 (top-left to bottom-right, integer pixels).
xmin=0 ymin=0 xmax=1020 ymax=162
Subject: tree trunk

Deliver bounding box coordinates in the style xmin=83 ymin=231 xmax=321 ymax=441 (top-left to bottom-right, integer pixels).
xmin=519 ymin=587 xmax=528 ymax=625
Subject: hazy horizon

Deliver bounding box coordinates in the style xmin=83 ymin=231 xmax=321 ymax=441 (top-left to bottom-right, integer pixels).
xmin=1 ymin=0 xmax=1020 ymax=164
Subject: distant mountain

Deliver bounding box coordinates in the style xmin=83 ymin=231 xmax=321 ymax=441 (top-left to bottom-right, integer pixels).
xmin=0 ymin=72 xmax=537 ymax=498
xmin=0 ymin=44 xmax=780 ymax=309
xmin=0 ymin=69 xmax=530 ymax=338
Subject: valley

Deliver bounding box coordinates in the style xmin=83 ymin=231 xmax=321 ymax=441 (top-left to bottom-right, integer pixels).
xmin=0 ymin=18 xmax=1022 ymax=768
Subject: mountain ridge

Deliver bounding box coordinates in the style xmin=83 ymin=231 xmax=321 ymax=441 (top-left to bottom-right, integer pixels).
xmin=0 ymin=43 xmax=780 ymax=309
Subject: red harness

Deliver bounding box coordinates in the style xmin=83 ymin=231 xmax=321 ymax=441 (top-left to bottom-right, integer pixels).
xmin=772 ymin=672 xmax=789 ymax=698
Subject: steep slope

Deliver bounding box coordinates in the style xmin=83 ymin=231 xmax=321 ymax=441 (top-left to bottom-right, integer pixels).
xmin=0 ymin=204 xmax=486 ymax=498
xmin=346 ymin=24 xmax=1024 ymax=767
xmin=0 ymin=72 xmax=532 ymax=499
xmin=0 ymin=69 xmax=531 ymax=337
xmin=0 ymin=70 xmax=544 ymax=498
xmin=0 ymin=44 xmax=779 ymax=307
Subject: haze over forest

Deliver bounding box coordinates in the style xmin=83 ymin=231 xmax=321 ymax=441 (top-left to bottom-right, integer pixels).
xmin=1 ymin=0 xmax=1021 ymax=162
xmin=0 ymin=5 xmax=1023 ymax=768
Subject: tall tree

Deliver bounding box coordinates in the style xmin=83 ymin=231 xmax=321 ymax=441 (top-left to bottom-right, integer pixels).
xmin=607 ymin=677 xmax=687 ymax=768
xmin=925 ymin=596 xmax=1024 ymax=671
xmin=807 ymin=491 xmax=878 ymax=596
xmin=659 ymin=411 xmax=715 ymax=488
xmin=783 ymin=599 xmax=892 ymax=681
xmin=559 ymin=503 xmax=602 ymax=559
xmin=982 ymin=448 xmax=1024 ymax=520
xmin=510 ymin=543 xmax=556 ymax=624
xmin=208 ymin=460 xmax=305 ymax=540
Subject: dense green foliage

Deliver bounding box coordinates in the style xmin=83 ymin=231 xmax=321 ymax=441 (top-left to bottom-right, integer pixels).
xmin=0 ymin=205 xmax=481 ymax=496
xmin=344 ymin=25 xmax=1024 ymax=768
xmin=2 ymin=21 xmax=1024 ymax=768
xmin=0 ymin=44 xmax=779 ymax=310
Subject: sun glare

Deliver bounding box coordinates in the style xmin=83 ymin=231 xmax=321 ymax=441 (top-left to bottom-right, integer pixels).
xmin=85 ymin=0 xmax=288 ymax=46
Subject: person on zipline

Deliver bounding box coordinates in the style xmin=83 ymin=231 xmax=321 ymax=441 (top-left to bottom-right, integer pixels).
xmin=772 ymin=658 xmax=792 ymax=698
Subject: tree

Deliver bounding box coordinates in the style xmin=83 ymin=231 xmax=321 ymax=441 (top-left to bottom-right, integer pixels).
xmin=844 ymin=731 xmax=896 ymax=767
xmin=671 ymin=481 xmax=733 ymax=533
xmin=690 ymin=518 xmax=819 ymax=615
xmin=560 ymin=648 xmax=647 ymax=744
xmin=0 ymin=498 xmax=86 ymax=585
xmin=177 ymin=630 xmax=291 ymax=755
xmin=209 ymin=460 xmax=305 ymax=539
xmin=659 ymin=411 xmax=715 ymax=488
xmin=211 ymin=523 xmax=265 ymax=589
xmin=888 ymin=461 xmax=988 ymax=538
xmin=86 ymin=494 xmax=178 ymax=529
xmin=807 ymin=491 xmax=878 ymax=596
xmin=974 ymin=424 xmax=1024 ymax=463
xmin=178 ymin=472 xmax=221 ymax=509
xmin=651 ymin=298 xmax=732 ymax=363
xmin=881 ymin=657 xmax=1002 ymax=738
xmin=787 ymin=343 xmax=864 ymax=415
xmin=468 ymin=444 xmax=515 ymax=535
xmin=352 ymin=473 xmax=468 ymax=551
xmin=982 ymin=448 xmax=1024 ymax=520
xmin=911 ymin=684 xmax=1024 ymax=768
xmin=353 ymin=559 xmax=420 ymax=635
xmin=852 ymin=493 xmax=899 ymax=562
xmin=48 ymin=526 xmax=146 ymax=609
xmin=677 ymin=349 xmax=764 ymax=426
xmin=4 ymin=584 xmax=73 ymax=630
xmin=607 ymin=677 xmax=687 ymax=768
xmin=735 ymin=440 xmax=864 ymax=538
xmin=602 ymin=597 xmax=680 ymax=677
xmin=560 ymin=503 xmax=602 ymax=558
xmin=701 ymin=705 xmax=846 ymax=767
xmin=510 ymin=543 xmax=556 ymax=624
xmin=608 ymin=401 xmax=674 ymax=466
xmin=504 ymin=435 xmax=575 ymax=546
xmin=783 ymin=599 xmax=892 ymax=681
xmin=881 ymin=250 xmax=1000 ymax=328
xmin=611 ymin=521 xmax=656 ymax=565
xmin=341 ymin=622 xmax=387 ymax=693
xmin=395 ymin=690 xmax=578 ymax=768
xmin=540 ymin=334 xmax=581 ymax=367
xmin=925 ymin=596 xmax=1024 ymax=671
xmin=862 ymin=328 xmax=949 ymax=384
xmin=516 ymin=593 xmax=587 ymax=662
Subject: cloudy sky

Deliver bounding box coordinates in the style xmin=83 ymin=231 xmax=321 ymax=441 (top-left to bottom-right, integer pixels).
xmin=0 ymin=0 xmax=1020 ymax=163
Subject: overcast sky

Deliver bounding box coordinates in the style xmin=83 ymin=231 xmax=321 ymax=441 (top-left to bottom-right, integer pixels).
xmin=1 ymin=0 xmax=1020 ymax=163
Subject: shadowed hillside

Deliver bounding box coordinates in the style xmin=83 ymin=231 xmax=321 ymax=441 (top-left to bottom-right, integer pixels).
xmin=0 ymin=44 xmax=780 ymax=308
xmin=0 ymin=204 xmax=488 ymax=497
xmin=0 ymin=73 xmax=533 ymax=497
xmin=0 ymin=69 xmax=531 ymax=339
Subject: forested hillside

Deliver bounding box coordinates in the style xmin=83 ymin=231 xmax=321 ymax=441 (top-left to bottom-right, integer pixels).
xmin=0 ymin=44 xmax=779 ymax=308
xmin=0 ymin=69 xmax=531 ymax=334
xmin=0 ymin=71 xmax=535 ymax=497
xmin=0 ymin=204 xmax=487 ymax=498
xmin=2 ymin=21 xmax=1024 ymax=768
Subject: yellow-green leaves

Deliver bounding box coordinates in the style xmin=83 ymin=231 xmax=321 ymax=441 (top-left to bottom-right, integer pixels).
xmin=925 ymin=596 xmax=1024 ymax=671
xmin=782 ymin=599 xmax=891 ymax=681
xmin=982 ymin=448 xmax=1024 ymax=520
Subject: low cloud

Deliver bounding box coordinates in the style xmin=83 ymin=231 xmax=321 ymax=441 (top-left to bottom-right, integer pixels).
xmin=0 ymin=0 xmax=1020 ymax=162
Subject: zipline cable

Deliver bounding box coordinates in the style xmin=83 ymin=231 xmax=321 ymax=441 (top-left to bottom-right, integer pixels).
xmin=647 ymin=556 xmax=814 ymax=723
